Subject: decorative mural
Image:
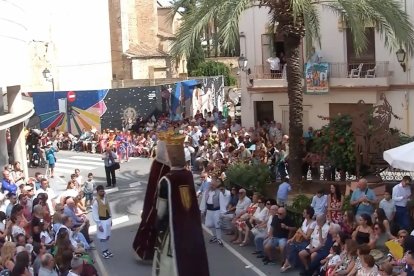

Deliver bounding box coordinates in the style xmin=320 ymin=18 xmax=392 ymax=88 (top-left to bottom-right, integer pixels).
xmin=30 ymin=90 xmax=108 ymax=134
xmin=30 ymin=76 xmax=225 ymax=135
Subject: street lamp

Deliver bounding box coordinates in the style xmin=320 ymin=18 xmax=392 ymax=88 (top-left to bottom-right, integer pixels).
xmin=396 ymin=48 xmax=407 ymax=72
xmin=238 ymin=54 xmax=248 ymax=72
xmin=42 ymin=68 xmax=55 ymax=91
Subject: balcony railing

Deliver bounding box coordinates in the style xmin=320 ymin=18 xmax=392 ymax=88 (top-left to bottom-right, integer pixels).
xmin=254 ymin=65 xmax=284 ymax=79
xmin=254 ymin=62 xmax=389 ymax=79
xmin=329 ymin=62 xmax=389 ymax=78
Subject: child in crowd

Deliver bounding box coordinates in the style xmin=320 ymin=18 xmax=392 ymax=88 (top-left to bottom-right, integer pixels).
xmin=74 ymin=169 xmax=83 ymax=187
xmin=276 ymin=177 xmax=291 ymax=206
xmin=320 ymin=244 xmax=341 ymax=276
xmin=71 ymin=173 xmax=80 ymax=191
xmin=40 ymin=220 xmax=54 ymax=250
xmin=379 ymin=190 xmax=396 ymax=222
xmin=83 ymin=173 xmax=95 ymax=209
xmin=357 ymin=254 xmax=378 ymax=276
xmin=311 ymin=189 xmax=328 ymax=217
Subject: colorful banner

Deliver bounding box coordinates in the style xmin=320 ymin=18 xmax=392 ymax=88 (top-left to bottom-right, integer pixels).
xmin=305 ymin=62 xmax=329 ymax=94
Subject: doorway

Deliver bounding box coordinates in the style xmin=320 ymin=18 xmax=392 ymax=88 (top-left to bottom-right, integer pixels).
xmin=255 ymin=101 xmax=274 ymax=125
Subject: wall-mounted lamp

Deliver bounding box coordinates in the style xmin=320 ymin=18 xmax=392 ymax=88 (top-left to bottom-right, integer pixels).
xmin=396 ymin=48 xmax=407 ymax=72
xmin=238 ymin=54 xmax=248 ymax=72
xmin=42 ymin=68 xmax=55 ymax=91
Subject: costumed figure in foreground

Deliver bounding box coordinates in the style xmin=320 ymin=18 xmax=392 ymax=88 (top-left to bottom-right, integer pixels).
xmin=133 ymin=136 xmax=171 ymax=260
xmin=152 ymin=131 xmax=209 ymax=276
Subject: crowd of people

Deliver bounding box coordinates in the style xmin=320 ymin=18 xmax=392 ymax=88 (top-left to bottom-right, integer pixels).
xmin=197 ymin=170 xmax=414 ymax=276
xmin=0 ymin=162 xmax=114 ymax=276
xmin=17 ymin=108 xmax=414 ymax=276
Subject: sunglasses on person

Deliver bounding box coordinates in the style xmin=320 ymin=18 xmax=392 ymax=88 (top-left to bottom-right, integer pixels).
xmin=258 ymin=201 xmax=263 ymax=204
xmin=266 ymin=202 xmax=271 ymax=205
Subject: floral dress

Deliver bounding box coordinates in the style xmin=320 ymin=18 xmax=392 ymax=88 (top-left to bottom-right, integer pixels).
xmin=329 ymin=195 xmax=342 ymax=223
xmin=235 ymin=203 xmax=258 ymax=231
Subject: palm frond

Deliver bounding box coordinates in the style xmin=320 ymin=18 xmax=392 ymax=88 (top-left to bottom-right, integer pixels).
xmin=218 ymin=0 xmax=251 ymax=52
xmin=322 ymin=0 xmax=414 ymax=55
xmin=170 ymin=0 xmax=217 ymax=58
xmin=299 ymin=0 xmax=321 ymax=56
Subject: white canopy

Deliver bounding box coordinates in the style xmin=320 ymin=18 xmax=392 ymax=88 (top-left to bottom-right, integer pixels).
xmin=383 ymin=141 xmax=414 ymax=171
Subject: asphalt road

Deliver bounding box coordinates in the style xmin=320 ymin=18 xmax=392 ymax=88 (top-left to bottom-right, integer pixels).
xmin=28 ymin=151 xmax=299 ymax=276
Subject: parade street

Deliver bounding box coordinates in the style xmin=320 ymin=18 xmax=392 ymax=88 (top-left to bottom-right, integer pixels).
xmin=28 ymin=150 xmax=297 ymax=276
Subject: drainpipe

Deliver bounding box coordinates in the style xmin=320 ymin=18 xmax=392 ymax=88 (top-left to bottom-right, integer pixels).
xmin=404 ymin=0 xmax=411 ymax=134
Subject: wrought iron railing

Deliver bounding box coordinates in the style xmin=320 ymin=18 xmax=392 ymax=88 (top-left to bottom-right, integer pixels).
xmin=254 ymin=62 xmax=389 ymax=79
xmin=254 ymin=64 xmax=284 ymax=79
xmin=329 ymin=62 xmax=389 ymax=78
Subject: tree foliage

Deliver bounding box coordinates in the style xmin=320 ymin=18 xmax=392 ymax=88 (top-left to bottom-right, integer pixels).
xmin=225 ymin=162 xmax=271 ymax=195
xmin=312 ymin=115 xmax=356 ymax=174
xmin=191 ymin=61 xmax=237 ymax=86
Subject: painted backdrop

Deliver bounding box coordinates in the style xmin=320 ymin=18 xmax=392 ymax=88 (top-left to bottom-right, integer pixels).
xmin=30 ymin=76 xmax=224 ymax=135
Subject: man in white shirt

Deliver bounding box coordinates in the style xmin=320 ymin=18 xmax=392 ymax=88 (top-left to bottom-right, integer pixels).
xmin=190 ymin=126 xmax=202 ymax=152
xmin=392 ymin=176 xmax=411 ymax=230
xmin=35 ymin=178 xmax=56 ymax=215
xmin=206 ymin=111 xmax=215 ymax=123
xmin=311 ymin=190 xmax=327 ymax=217
xmin=184 ymin=140 xmax=195 ymax=169
xmin=266 ymin=55 xmax=281 ymax=78
xmin=379 ymin=190 xmax=396 ymax=221
xmin=200 ymin=179 xmax=225 ymax=246
xmin=67 ymin=256 xmax=83 ymax=276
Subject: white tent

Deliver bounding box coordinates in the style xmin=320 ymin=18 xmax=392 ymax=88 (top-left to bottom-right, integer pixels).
xmin=383 ymin=141 xmax=414 ymax=171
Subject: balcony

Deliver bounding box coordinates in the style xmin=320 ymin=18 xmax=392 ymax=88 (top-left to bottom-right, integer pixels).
xmin=329 ymin=62 xmax=390 ymax=88
xmin=250 ymin=61 xmax=390 ymax=90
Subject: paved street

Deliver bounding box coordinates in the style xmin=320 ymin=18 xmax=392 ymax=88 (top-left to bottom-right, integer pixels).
xmin=29 ymin=151 xmax=298 ymax=276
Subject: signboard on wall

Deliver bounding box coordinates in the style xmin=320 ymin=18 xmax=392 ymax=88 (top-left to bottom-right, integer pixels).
xmin=305 ymin=62 xmax=329 ymax=94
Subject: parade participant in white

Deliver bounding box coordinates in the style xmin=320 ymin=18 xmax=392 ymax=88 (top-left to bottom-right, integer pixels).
xmin=92 ymin=185 xmax=113 ymax=259
xmin=200 ymin=177 xmax=225 ymax=247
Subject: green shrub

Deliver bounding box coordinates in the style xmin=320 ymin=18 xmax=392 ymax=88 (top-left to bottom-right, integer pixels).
xmin=289 ymin=194 xmax=312 ymax=213
xmin=286 ymin=194 xmax=311 ymax=227
xmin=342 ymin=194 xmax=352 ymax=212
xmin=225 ymin=162 xmax=271 ymax=194
xmin=190 ymin=61 xmax=237 ymax=86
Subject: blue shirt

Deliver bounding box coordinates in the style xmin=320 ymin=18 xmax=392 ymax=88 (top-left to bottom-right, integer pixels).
xmin=198 ymin=179 xmax=212 ymax=194
xmin=277 ymin=182 xmax=291 ymax=201
xmin=351 ymin=188 xmax=376 ymax=216
xmin=63 ymin=206 xmax=83 ymax=227
xmin=46 ymin=148 xmax=56 ymax=165
xmin=1 ymin=179 xmax=17 ymax=195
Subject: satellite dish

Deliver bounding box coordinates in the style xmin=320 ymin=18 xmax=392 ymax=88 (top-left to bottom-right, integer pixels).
xmin=228 ymin=89 xmax=239 ymax=105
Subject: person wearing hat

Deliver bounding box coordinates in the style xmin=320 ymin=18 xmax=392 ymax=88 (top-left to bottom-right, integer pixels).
xmin=92 ymin=185 xmax=113 ymax=259
xmin=133 ymin=136 xmax=171 ymax=261
xmin=68 ymin=256 xmax=83 ymax=276
xmin=152 ymin=132 xmax=209 ymax=276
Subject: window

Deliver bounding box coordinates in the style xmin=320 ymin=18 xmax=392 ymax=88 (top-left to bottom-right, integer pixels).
xmin=346 ymin=27 xmax=376 ymax=64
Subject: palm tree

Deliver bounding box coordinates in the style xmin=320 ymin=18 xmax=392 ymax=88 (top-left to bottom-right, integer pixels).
xmin=171 ymin=0 xmax=414 ymax=186
xmin=170 ymin=0 xmax=250 ymax=59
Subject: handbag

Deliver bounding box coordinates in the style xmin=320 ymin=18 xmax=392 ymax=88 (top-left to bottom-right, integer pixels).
xmin=112 ymin=162 xmax=120 ymax=170
xmin=292 ymin=230 xmax=305 ymax=243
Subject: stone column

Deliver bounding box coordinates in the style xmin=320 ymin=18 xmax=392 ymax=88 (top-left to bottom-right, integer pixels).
xmin=0 ymin=88 xmax=8 ymax=169
xmin=7 ymin=85 xmax=29 ymax=178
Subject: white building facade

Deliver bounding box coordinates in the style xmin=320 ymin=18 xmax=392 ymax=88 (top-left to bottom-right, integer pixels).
xmin=0 ymin=0 xmax=34 ymax=173
xmin=239 ymin=2 xmax=414 ymax=136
